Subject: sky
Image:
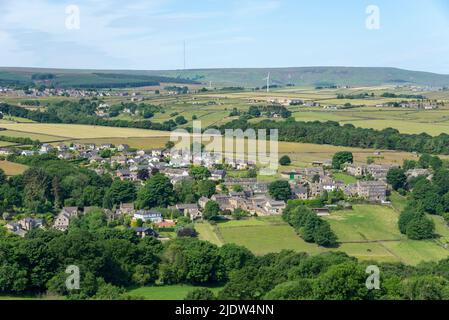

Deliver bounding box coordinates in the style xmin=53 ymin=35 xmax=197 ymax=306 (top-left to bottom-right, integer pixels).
xmin=0 ymin=0 xmax=449 ymax=73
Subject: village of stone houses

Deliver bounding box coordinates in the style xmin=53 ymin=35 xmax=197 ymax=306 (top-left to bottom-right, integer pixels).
xmin=1 ymin=139 xmax=428 ymax=241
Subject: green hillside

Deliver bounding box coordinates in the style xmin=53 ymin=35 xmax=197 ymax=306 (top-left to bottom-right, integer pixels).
xmin=148 ymin=67 xmax=449 ymax=87
xmin=2 ymin=66 xmax=449 ymax=88
xmin=0 ymin=67 xmax=197 ymax=88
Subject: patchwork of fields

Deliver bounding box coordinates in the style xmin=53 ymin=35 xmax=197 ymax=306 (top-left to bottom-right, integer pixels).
xmin=0 ymin=122 xmax=422 ymax=167
xmin=196 ymin=205 xmax=449 ymax=265
xmin=292 ymin=108 xmax=449 ymax=136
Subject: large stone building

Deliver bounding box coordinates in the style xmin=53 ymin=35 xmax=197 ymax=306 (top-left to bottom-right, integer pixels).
xmin=347 ymin=181 xmax=387 ymax=202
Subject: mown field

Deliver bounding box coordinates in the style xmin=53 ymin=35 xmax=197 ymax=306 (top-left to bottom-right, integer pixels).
xmin=0 ymin=161 xmax=28 ymax=176
xmin=292 ymin=108 xmax=449 ymax=136
xmin=0 ymin=123 xmax=173 ymax=139
xmin=196 ymin=205 xmax=449 ymax=265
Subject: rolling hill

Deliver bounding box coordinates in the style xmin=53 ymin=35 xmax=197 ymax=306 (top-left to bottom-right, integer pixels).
xmin=2 ymin=66 xmax=449 ymax=88
xmin=0 ymin=67 xmax=198 ymax=88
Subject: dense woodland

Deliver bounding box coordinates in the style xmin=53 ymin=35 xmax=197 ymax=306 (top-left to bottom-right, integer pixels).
xmin=3 ymin=219 xmax=449 ymax=300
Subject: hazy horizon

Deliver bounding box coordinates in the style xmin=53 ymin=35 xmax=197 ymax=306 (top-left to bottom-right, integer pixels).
xmin=2 ymin=65 xmax=449 ymax=77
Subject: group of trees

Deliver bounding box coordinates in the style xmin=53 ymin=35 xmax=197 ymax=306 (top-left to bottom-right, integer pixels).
xmin=108 ymin=102 xmax=162 ymax=119
xmin=279 ymin=155 xmax=292 ymax=166
xmin=0 ymin=210 xmax=256 ymax=299
xmin=283 ymin=202 xmax=338 ymax=248
xmin=218 ymin=250 xmax=449 ymax=300
xmin=0 ymin=155 xmax=118 ymax=214
xmin=388 ymin=155 xmax=449 ymax=240
xmin=217 ymin=118 xmax=449 ymax=155
xmin=0 ymin=101 xmax=177 ymax=132
xmin=332 ymin=151 xmax=354 ymax=170
xmin=230 ymin=105 xmax=291 ymax=120
xmin=5 ymin=213 xmax=449 ymax=301
xmin=0 ymin=135 xmax=41 ymax=146
xmin=396 ymin=168 xmax=449 ymax=240
xmin=269 ymin=181 xmax=292 ymax=202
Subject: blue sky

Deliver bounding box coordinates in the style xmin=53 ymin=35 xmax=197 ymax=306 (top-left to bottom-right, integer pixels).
xmin=0 ymin=0 xmax=449 ymax=73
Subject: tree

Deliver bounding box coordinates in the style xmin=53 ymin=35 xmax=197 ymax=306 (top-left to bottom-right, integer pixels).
xmin=418 ymin=154 xmax=432 ymax=169
xmin=432 ymin=169 xmax=449 ymax=195
xmin=265 ymin=280 xmax=313 ymax=300
xmin=104 ymin=179 xmax=136 ymax=208
xmin=314 ymin=222 xmax=338 ymax=248
xmin=51 ymin=176 xmax=62 ymax=209
xmin=100 ymin=149 xmax=112 ymax=159
xmin=177 ymin=227 xmax=198 ymax=238
xmin=248 ymin=106 xmax=261 ymax=117
xmin=22 ymin=167 xmax=51 ymax=213
xmin=403 ymin=160 xmax=417 ymax=171
xmin=81 ymin=186 xmax=104 ymax=207
xmin=232 ymin=208 xmax=250 ymax=220
xmin=232 ymin=184 xmax=244 ymax=192
xmin=401 ymin=276 xmax=449 ymax=300
xmin=406 ymin=216 xmax=435 ymax=240
xmin=429 ymin=156 xmax=443 ymax=171
xmin=332 ymin=152 xmax=353 ymax=170
xmin=137 ymin=169 xmax=150 ymax=181
xmin=136 ymin=174 xmax=175 ymax=209
xmin=175 ymin=179 xmax=197 ymax=203
xmin=185 ymin=288 xmax=216 ymax=300
xmin=165 ymin=141 xmax=175 ymax=150
xmin=196 ymin=180 xmax=216 ymax=198
xmin=398 ymin=206 xmax=419 ymax=235
xmin=189 ymin=166 xmax=211 ymax=180
xmin=92 ymin=279 xmax=125 ymax=300
xmin=387 ymin=168 xmax=407 ymax=191
xmin=0 ymin=169 xmax=6 ymax=185
xmin=159 ymin=239 xmax=225 ymax=285
xmin=218 ymin=244 xmax=254 ymax=275
xmin=203 ymin=201 xmax=220 ymax=221
xmin=279 ymin=155 xmax=292 ymax=166
xmin=313 ymin=263 xmax=370 ymax=300
xmin=269 ymin=181 xmax=291 ymax=201
xmin=175 ymin=116 xmax=187 ymax=125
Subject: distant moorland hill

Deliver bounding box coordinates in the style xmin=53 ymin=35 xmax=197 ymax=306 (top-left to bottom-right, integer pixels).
xmin=0 ymin=67 xmax=198 ymax=88
xmin=2 ymin=66 xmax=449 ymax=88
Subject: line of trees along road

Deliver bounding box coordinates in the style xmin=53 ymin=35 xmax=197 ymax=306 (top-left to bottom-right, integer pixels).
xmin=0 ymin=102 xmax=177 ymax=131
xmin=218 ymin=118 xmax=449 ymax=155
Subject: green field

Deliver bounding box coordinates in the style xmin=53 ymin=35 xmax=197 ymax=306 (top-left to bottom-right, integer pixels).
xmin=332 ymin=172 xmax=358 ymax=184
xmin=200 ymin=217 xmax=325 ymax=256
xmin=325 ymin=205 xmax=449 ymax=265
xmin=196 ymin=222 xmax=224 ymax=247
xmin=325 ymin=205 xmax=401 ymax=242
xmin=128 ymin=285 xmax=223 ymax=300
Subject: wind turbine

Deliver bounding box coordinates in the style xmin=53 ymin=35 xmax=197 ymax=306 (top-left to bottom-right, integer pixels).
xmin=264 ymin=72 xmax=271 ymax=93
